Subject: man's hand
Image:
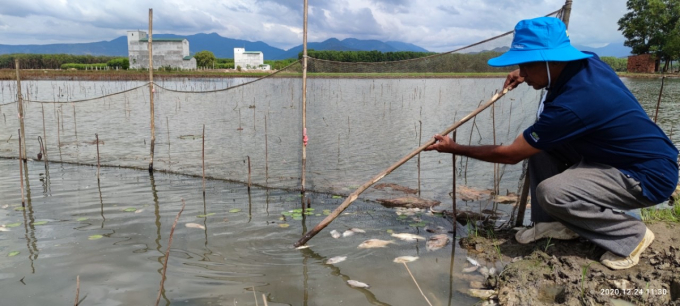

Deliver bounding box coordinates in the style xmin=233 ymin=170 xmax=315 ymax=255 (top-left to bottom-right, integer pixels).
xmin=504 ymin=69 xmax=524 ymax=89
xmin=424 ymin=134 xmax=456 ymax=153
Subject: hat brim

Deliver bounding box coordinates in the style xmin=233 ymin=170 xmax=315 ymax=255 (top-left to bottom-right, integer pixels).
xmin=487 ymin=45 xmax=593 ymax=67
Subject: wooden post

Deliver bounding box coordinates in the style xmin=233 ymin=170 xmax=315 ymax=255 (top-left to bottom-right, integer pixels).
xmin=451 ymin=131 xmax=457 ymax=226
xmin=300 ymin=0 xmax=308 ymax=193
xmin=247 ymin=156 xmax=252 ymax=190
xmin=515 ymin=172 xmax=531 ymax=227
xmin=15 ymin=59 xmax=27 ymax=162
xmin=74 ymin=275 xmax=80 ymax=306
xmin=18 ymin=129 xmax=25 ymax=206
xmin=562 ymin=0 xmax=573 ymax=28
xmin=265 ymin=115 xmax=269 ymax=184
xmin=148 ymin=8 xmax=156 ymax=172
xmin=653 ymin=76 xmax=665 ymax=123
xmin=418 ymin=120 xmax=422 ymax=196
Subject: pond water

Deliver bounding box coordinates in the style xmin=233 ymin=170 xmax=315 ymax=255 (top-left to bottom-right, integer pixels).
xmin=0 ymin=76 xmax=677 ymax=305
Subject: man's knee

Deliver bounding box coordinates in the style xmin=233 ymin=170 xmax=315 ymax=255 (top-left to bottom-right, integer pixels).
xmin=536 ymin=178 xmax=568 ymax=214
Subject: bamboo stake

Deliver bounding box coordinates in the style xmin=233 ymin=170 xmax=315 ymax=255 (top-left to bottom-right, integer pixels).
xmin=41 ymin=105 xmax=48 ymax=164
xmin=403 ymin=262 xmax=433 ymax=306
xmin=96 ymin=133 xmax=100 ymax=180
xmin=148 ymin=8 xmax=156 ymax=172
xmin=418 ymin=119 xmax=422 ymax=196
xmin=247 ymin=156 xmax=252 ymax=190
xmin=452 ymin=131 xmax=457 ymax=225
xmin=15 ymin=59 xmax=27 ymax=161
xmin=18 ymin=129 xmax=25 ymax=206
xmin=74 ymin=275 xmax=80 ymax=306
xmin=265 ymin=115 xmax=269 ymax=184
xmin=294 ymin=88 xmax=510 ymax=247
xmin=155 ymin=199 xmax=186 ymax=306
xmin=515 ymin=172 xmax=531 ymax=227
xmin=300 ymin=0 xmax=309 ymax=193
xmin=202 ymin=124 xmax=205 ymax=196
xmin=653 ymin=76 xmax=665 ymax=123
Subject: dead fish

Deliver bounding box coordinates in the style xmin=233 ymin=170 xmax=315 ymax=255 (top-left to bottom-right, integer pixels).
xmin=489 ymin=267 xmax=496 ymax=276
xmin=462 ymin=265 xmax=479 ymax=273
xmin=358 ymin=239 xmax=395 ymax=249
xmin=135 ymin=209 xmax=145 ymax=214
xmin=393 ymin=256 xmax=419 ymax=263
xmin=330 ymin=230 xmax=341 ymax=239
xmin=350 ymin=228 xmax=366 ymax=233
xmin=426 ymin=234 xmax=450 ymax=251
xmin=347 ymin=280 xmax=370 ymax=289
xmin=185 ymin=223 xmax=206 ymax=230
xmin=326 ymin=256 xmax=347 ymax=265
xmin=295 ymin=245 xmax=310 ymax=250
xmin=342 ymin=230 xmax=355 ymax=238
xmin=1 ymin=205 xmax=8 ymax=209
xmin=466 ymin=256 xmax=480 ymax=266
xmin=0 ymin=227 xmax=9 ymax=232
xmin=391 ymin=233 xmax=426 ymax=242
xmin=479 ymin=266 xmax=490 ymax=278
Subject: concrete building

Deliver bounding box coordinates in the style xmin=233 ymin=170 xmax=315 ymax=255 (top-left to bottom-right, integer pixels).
xmin=127 ymin=30 xmax=197 ymax=70
xmin=234 ymin=48 xmax=270 ymax=70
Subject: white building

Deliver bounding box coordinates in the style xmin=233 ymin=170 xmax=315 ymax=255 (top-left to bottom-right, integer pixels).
xmin=234 ymin=48 xmax=270 ymax=70
xmin=127 ymin=30 xmax=197 ymax=70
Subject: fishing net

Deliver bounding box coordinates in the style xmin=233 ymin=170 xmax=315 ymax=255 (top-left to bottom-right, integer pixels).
xmin=0 ymin=7 xmax=571 ymax=222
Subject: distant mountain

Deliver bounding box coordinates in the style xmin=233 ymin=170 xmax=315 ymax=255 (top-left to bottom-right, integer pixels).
xmin=573 ymin=41 xmax=632 ymax=58
xmin=0 ymin=34 xmax=429 ymax=60
xmin=0 ymin=37 xmax=128 ymax=56
xmin=274 ymin=38 xmax=430 ymax=60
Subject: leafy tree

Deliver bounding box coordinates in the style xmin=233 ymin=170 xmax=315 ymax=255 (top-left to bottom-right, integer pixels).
xmin=194 ymin=50 xmax=216 ymax=68
xmin=618 ymin=0 xmax=680 ymax=71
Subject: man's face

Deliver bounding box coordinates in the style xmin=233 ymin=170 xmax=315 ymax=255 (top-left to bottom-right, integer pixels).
xmin=519 ymin=62 xmax=548 ymax=90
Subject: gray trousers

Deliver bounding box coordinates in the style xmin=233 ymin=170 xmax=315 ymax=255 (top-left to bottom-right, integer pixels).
xmin=529 ymin=148 xmax=656 ymax=257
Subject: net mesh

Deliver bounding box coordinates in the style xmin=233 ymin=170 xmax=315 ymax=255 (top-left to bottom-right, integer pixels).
xmin=0 ymin=7 xmax=570 ymax=222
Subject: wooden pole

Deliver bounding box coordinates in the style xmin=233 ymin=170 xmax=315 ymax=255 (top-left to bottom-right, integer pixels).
xmin=148 ymin=8 xmax=156 ymax=172
xmin=15 ymin=59 xmax=27 ymax=162
xmin=247 ymin=156 xmax=252 ymax=190
xmin=300 ymin=0 xmax=309 ymax=193
xmin=265 ymin=115 xmax=269 ymax=184
xmin=202 ymin=124 xmax=205 ymax=196
xmin=74 ymin=275 xmax=80 ymax=306
xmin=96 ymin=133 xmax=100 ymax=180
xmin=41 ymin=105 xmax=48 ymax=164
xmin=418 ymin=120 xmax=422 ymax=196
xmin=515 ymin=172 xmax=531 ymax=227
xmin=653 ymin=76 xmax=665 ymax=123
xmin=18 ymin=129 xmax=25 ymax=206
xmin=294 ymin=88 xmax=511 ymax=247
xmin=451 ymin=131 xmax=457 ymax=225
xmin=562 ymin=0 xmax=573 ymax=29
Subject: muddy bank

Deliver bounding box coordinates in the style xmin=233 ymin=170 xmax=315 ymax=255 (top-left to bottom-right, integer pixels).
xmin=458 ymin=222 xmax=680 ymax=306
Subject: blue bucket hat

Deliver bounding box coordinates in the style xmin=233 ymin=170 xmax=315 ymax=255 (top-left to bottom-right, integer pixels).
xmin=488 ymin=17 xmax=592 ymax=67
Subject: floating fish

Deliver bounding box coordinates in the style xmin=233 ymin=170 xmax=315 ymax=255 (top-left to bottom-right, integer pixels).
xmin=393 ymin=256 xmax=419 ymax=263
xmin=358 ymin=239 xmax=395 ymax=249
xmin=347 ymin=280 xmax=370 ymax=288
xmin=489 ymin=267 xmax=496 ymax=276
xmin=342 ymin=230 xmax=355 ymax=238
xmin=330 ymin=230 xmax=341 ymax=239
xmin=350 ymin=228 xmax=366 ymax=233
xmin=135 ymin=209 xmax=145 ymax=214
xmin=479 ymin=266 xmax=490 ymax=278
xmin=462 ymin=266 xmax=479 ymax=273
xmin=185 ymin=223 xmax=206 ymax=230
xmin=295 ymin=245 xmax=310 ymax=250
xmin=1 ymin=205 xmax=8 ymax=209
xmin=426 ymin=234 xmax=450 ymax=251
xmin=391 ymin=233 xmax=426 ymax=242
xmin=0 ymin=227 xmax=9 ymax=232
xmin=466 ymin=256 xmax=480 ymax=267
xmin=326 ymin=256 xmax=347 ymax=265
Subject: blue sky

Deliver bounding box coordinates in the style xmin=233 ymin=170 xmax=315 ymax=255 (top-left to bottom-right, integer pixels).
xmin=0 ymin=0 xmax=629 ymax=52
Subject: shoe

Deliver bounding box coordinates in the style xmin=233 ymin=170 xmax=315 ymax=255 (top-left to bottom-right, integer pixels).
xmin=600 ymin=227 xmax=655 ymax=270
xmin=515 ymin=222 xmax=579 ymax=244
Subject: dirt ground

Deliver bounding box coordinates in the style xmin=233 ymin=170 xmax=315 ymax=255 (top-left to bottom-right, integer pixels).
xmin=458 ymin=221 xmax=680 ymax=306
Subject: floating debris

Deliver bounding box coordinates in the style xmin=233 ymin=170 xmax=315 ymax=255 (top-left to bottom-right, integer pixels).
xmin=330 ymin=230 xmax=341 ymax=239
xmin=8 ymin=251 xmax=20 ymax=257
xmin=453 ymin=186 xmax=493 ymax=201
xmin=373 ymin=183 xmax=418 ymax=194
xmin=326 ymin=256 xmax=347 ymax=265
xmin=123 ymin=208 xmax=137 ymax=212
xmin=185 ymin=223 xmax=206 ymax=230
xmin=377 ymin=196 xmax=440 ymax=209
xmin=197 ymin=213 xmax=216 ymax=218
xmin=493 ymin=194 xmax=518 ymax=204
xmin=0 ymin=227 xmax=9 ymax=232
xmin=279 ymin=223 xmax=290 ymax=228
xmin=425 ymin=226 xmax=447 ymax=234
xmin=426 ymin=234 xmax=450 ymax=251
xmin=295 ymin=245 xmax=310 ymax=250
xmin=135 ymin=209 xmax=144 ymax=214
xmin=358 ymin=239 xmax=395 ymax=249
xmin=76 ymin=217 xmax=88 ymax=221
xmin=347 ymin=280 xmax=370 ymax=288
xmin=350 ymin=228 xmax=366 ymax=233
xmin=393 ymin=256 xmax=419 ymax=263
xmin=391 ymin=233 xmax=426 ymax=242
xmin=342 ymin=230 xmax=355 ymax=238
xmin=5 ymin=223 xmax=21 ymax=228
xmin=1 ymin=205 xmax=8 ymax=209
xmin=462 ymin=266 xmax=479 ymax=273
xmin=467 ymin=289 xmax=496 ymax=300
xmin=33 ymin=221 xmax=48 ymax=226
xmin=88 ymin=234 xmax=103 ymax=240
xmin=479 ymin=266 xmax=490 ymax=278
xmin=229 ymin=209 xmax=242 ymax=213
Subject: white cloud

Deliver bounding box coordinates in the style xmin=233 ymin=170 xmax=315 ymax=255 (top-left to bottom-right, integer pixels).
xmin=0 ymin=0 xmax=628 ymax=52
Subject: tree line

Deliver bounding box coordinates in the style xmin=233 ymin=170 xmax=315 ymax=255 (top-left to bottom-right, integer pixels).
xmin=0 ymin=54 xmax=123 ymax=69
xmin=299 ymin=50 xmax=437 ymax=62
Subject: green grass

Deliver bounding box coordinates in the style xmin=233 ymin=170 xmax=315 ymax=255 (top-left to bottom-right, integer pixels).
xmin=641 ymin=201 xmax=680 ymax=222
